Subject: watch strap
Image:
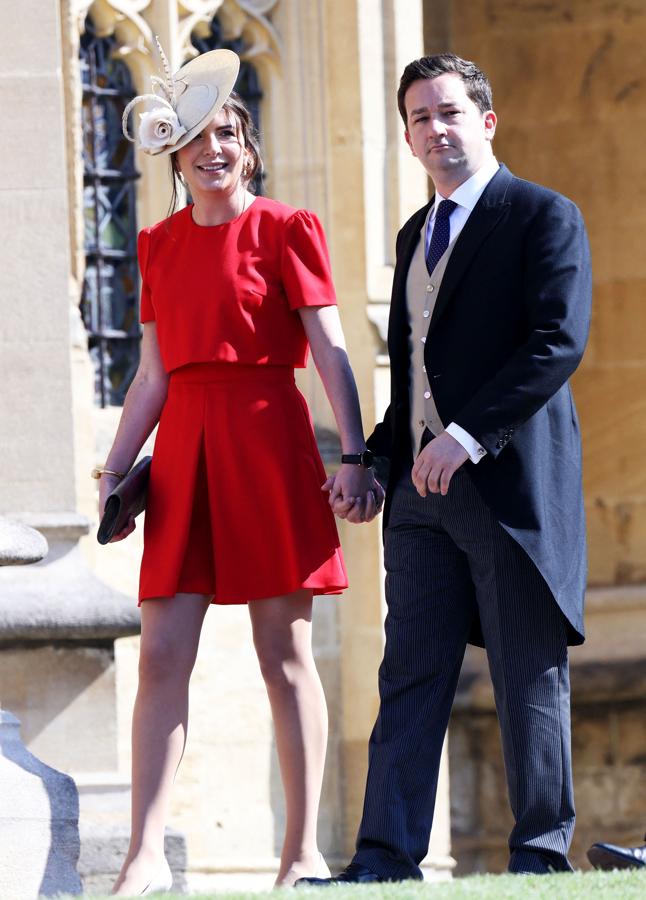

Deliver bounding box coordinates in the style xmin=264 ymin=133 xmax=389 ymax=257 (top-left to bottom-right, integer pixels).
xmin=341 ymin=451 xmax=374 ymax=468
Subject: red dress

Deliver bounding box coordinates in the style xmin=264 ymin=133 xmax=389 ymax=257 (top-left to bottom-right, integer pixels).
xmin=137 ymin=197 xmax=348 ymax=603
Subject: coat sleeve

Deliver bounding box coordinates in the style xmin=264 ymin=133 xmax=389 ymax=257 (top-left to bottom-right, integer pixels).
xmin=453 ymin=194 xmax=592 ymax=457
xmin=365 ymin=222 xmax=410 ymax=462
xmin=366 ymin=403 xmax=393 ymax=458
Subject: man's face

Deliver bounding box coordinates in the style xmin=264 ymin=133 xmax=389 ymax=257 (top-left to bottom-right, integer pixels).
xmin=404 ymin=73 xmax=496 ymax=191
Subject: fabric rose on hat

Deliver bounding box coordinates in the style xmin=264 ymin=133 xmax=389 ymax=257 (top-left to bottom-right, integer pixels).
xmin=138 ymin=105 xmax=187 ymax=154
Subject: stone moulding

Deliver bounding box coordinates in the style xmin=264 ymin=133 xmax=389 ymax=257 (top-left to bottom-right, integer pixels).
xmin=75 ymin=1 xmax=281 ymax=71
xmin=76 ymin=0 xmax=156 ymax=95
xmin=180 ymin=0 xmax=282 ymax=65
xmin=75 ymin=0 xmax=153 ymax=45
xmin=0 ymin=516 xmax=82 ymax=899
xmin=0 ymin=512 xmax=140 ymax=642
xmin=0 ymin=518 xmax=48 ymax=567
xmin=0 ymin=711 xmax=82 ymax=899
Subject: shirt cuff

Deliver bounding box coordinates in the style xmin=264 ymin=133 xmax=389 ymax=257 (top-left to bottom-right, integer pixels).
xmin=445 ymin=422 xmax=487 ymax=464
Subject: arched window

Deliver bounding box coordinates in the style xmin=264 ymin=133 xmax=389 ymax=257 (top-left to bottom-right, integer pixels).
xmin=80 ymin=15 xmax=141 ymax=407
xmin=191 ymin=15 xmax=264 ymax=194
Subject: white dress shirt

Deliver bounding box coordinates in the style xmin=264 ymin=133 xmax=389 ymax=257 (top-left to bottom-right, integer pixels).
xmin=425 ymin=156 xmax=500 ymax=463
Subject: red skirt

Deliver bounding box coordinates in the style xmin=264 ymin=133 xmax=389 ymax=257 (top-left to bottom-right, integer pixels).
xmin=139 ymin=362 xmax=347 ymax=603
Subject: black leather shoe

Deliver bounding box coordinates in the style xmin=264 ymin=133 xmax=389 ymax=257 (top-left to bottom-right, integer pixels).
xmin=587 ymin=835 xmax=646 ymax=870
xmin=295 ymin=862 xmax=384 ymax=886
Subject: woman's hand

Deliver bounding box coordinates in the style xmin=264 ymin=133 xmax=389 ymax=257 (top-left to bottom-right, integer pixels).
xmin=299 ymin=306 xmax=381 ymax=522
xmin=98 ymin=474 xmax=136 ymax=543
xmin=322 ymin=465 xmax=385 ymax=524
xmin=95 ymin=324 xmax=168 ymax=546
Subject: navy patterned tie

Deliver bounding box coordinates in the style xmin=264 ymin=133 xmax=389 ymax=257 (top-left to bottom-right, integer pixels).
xmin=426 ymin=199 xmax=457 ymax=276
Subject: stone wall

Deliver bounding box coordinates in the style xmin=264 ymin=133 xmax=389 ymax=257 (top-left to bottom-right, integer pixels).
xmin=424 ymin=0 xmax=646 ymax=871
xmin=450 ymin=659 xmax=646 ymax=873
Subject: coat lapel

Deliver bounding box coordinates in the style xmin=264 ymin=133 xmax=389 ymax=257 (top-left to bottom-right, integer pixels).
xmin=388 ymin=202 xmax=431 ymax=372
xmin=428 ymin=164 xmax=513 ymax=333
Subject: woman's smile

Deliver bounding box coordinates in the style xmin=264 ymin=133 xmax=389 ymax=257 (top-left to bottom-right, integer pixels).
xmin=195 ymin=160 xmax=227 ymax=172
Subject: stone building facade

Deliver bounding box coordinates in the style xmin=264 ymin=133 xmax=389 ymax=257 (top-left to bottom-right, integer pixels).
xmin=0 ymin=0 xmax=644 ymax=891
xmin=426 ymin=0 xmax=646 ymax=874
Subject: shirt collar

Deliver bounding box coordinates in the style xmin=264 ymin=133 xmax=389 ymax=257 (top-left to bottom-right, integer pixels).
xmin=434 ymin=156 xmax=500 ymax=214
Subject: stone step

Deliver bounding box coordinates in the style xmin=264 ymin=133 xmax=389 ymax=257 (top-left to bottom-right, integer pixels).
xmin=78 ymin=826 xmax=188 ymax=895
xmin=74 ymin=772 xmax=187 ymax=895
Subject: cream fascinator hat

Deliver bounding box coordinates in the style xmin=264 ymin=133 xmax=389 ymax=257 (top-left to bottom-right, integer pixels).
xmin=122 ymin=39 xmax=240 ymax=156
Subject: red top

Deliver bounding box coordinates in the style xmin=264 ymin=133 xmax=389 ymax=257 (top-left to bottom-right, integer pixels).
xmin=138 ymin=197 xmax=337 ymax=373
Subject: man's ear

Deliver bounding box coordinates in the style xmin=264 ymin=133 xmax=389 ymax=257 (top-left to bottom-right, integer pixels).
xmin=404 ymin=129 xmax=416 ymax=157
xmin=484 ymin=110 xmax=497 ymax=142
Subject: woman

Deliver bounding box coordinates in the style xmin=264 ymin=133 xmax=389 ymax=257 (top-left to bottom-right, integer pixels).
xmin=98 ymin=47 xmax=382 ymax=895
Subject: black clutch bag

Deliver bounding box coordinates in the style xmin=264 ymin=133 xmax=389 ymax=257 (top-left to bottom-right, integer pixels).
xmin=97 ymin=456 xmax=152 ymax=545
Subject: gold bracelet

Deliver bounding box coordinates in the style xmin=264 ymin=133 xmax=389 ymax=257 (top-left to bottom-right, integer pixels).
xmin=91 ymin=465 xmax=126 ymax=480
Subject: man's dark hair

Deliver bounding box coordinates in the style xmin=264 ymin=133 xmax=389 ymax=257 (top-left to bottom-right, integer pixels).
xmin=397 ymin=54 xmax=493 ymax=126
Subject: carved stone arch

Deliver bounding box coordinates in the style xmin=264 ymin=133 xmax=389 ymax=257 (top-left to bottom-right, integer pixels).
xmin=64 ymin=1 xmax=161 ymax=286
xmin=77 ymin=1 xmax=156 ymax=93
xmin=75 ymin=2 xmax=175 ymax=251
xmin=178 ymin=0 xmax=281 ymax=75
xmin=177 ymin=0 xmax=280 ymax=195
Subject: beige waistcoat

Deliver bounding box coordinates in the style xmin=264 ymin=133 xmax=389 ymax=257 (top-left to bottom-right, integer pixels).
xmin=407 ymin=213 xmax=459 ymax=456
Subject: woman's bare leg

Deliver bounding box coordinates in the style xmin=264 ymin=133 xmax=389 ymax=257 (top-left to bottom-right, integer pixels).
xmin=248 ymin=589 xmax=328 ymax=886
xmin=112 ymin=593 xmax=211 ymax=896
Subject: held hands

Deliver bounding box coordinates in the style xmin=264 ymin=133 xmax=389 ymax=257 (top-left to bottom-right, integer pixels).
xmin=412 ymin=431 xmax=469 ymax=497
xmin=98 ymin=474 xmax=136 ymax=542
xmin=322 ymin=464 xmax=385 ymax=524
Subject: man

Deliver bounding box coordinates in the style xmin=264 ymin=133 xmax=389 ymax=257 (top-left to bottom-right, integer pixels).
xmin=587 ymin=834 xmax=646 ymax=870
xmin=301 ymin=53 xmax=591 ymax=881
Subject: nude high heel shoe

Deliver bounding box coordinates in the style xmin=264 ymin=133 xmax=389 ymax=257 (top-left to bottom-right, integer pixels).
xmin=314 ymin=852 xmax=331 ymax=879
xmin=140 ymin=857 xmax=173 ymax=895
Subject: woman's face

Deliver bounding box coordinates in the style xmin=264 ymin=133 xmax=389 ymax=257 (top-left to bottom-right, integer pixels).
xmin=176 ymin=109 xmax=249 ymax=198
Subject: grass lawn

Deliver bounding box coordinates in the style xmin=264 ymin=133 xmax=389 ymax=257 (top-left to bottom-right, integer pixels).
xmin=79 ymin=868 xmax=646 ymax=899
xmin=286 ymin=869 xmax=646 ymax=899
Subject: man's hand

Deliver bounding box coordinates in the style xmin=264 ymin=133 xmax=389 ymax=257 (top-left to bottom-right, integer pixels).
xmin=412 ymin=431 xmax=469 ymax=497
xmin=322 ymin=465 xmax=385 ymax=524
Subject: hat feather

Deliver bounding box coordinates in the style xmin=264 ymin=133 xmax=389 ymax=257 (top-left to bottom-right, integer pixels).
xmin=154 ymin=36 xmax=176 ymax=106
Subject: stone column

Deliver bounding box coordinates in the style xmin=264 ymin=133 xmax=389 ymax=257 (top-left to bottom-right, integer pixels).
xmin=0 ymin=517 xmax=81 ymax=899
xmin=0 ymin=2 xmax=142 ymax=891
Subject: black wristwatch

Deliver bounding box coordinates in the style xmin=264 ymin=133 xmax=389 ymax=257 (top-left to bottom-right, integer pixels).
xmin=341 ymin=450 xmax=374 ymax=468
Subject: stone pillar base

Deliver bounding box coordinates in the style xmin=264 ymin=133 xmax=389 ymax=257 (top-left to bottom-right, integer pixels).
xmin=421 ymin=855 xmax=456 ymax=881
xmin=75 ymin=772 xmax=188 ymax=894
xmin=0 ymin=514 xmax=140 ymax=641
xmin=0 ymin=710 xmax=81 ymax=899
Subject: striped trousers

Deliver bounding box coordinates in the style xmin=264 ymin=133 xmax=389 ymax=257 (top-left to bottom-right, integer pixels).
xmin=353 ymin=469 xmax=575 ymax=878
